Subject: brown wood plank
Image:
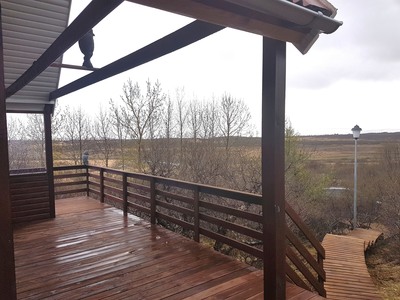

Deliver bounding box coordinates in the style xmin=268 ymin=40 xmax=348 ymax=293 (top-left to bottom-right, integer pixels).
xmin=347 ymin=228 xmax=383 ymax=251
xmin=10 ymin=173 xmax=50 ymax=224
xmin=322 ymin=233 xmax=382 ymax=300
xmin=14 ymin=196 xmax=324 ymax=299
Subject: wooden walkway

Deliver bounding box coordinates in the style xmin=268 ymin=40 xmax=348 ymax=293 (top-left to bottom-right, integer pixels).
xmin=322 ymin=230 xmax=383 ymax=300
xmin=13 ymin=197 xmax=323 ymax=300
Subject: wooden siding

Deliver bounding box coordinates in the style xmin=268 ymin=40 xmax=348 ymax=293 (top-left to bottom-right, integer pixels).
xmin=10 ymin=172 xmax=50 ymax=223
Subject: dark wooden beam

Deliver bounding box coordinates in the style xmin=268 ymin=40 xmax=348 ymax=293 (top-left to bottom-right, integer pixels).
xmin=50 ymin=63 xmax=99 ymax=71
xmin=5 ymin=0 xmax=124 ymax=99
xmin=49 ymin=20 xmax=224 ymax=100
xmin=262 ymin=37 xmax=286 ymax=299
xmin=0 ymin=4 xmax=17 ymax=299
xmin=44 ymin=105 xmax=55 ymax=218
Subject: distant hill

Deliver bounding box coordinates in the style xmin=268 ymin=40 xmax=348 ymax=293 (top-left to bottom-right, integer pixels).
xmin=299 ymin=132 xmax=400 ymax=163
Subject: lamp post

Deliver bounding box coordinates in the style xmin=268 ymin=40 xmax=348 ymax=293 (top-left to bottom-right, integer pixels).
xmin=351 ymin=125 xmax=361 ymax=228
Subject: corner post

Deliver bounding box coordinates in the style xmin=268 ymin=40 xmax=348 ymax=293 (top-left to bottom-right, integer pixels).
xmin=44 ymin=105 xmax=55 ymax=218
xmin=0 ymin=3 xmax=17 ymax=298
xmin=262 ymin=37 xmax=286 ymax=299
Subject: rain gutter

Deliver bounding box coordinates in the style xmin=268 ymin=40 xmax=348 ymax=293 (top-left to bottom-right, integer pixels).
xmin=226 ymin=0 xmax=343 ymax=53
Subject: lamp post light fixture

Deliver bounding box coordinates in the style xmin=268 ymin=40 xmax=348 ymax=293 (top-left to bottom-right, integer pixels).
xmin=351 ymin=125 xmax=362 ymax=228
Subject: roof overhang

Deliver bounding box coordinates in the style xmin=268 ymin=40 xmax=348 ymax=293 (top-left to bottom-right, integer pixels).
xmin=127 ymin=0 xmax=342 ymax=53
xmin=1 ymin=0 xmax=71 ymax=114
xmin=1 ymin=0 xmax=342 ymax=113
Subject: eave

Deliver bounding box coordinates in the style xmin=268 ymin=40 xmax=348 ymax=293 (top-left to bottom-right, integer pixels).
xmin=127 ymin=0 xmax=342 ymax=53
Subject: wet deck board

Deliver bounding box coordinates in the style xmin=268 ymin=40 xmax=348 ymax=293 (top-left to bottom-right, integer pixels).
xmin=14 ymin=197 xmax=324 ymax=299
xmin=322 ymin=234 xmax=382 ymax=300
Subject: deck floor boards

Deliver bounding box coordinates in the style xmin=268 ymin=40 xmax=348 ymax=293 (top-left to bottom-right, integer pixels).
xmin=322 ymin=233 xmax=382 ymax=300
xmin=14 ymin=197 xmax=324 ymax=299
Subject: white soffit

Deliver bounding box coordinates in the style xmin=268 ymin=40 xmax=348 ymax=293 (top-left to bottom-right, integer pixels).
xmin=1 ymin=0 xmax=71 ymax=113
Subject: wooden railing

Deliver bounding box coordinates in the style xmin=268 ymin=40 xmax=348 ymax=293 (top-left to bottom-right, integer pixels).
xmin=54 ymin=165 xmax=326 ymax=296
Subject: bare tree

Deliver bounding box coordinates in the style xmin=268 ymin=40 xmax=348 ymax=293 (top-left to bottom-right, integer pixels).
xmin=163 ymin=96 xmax=175 ymax=140
xmin=110 ymin=99 xmax=128 ymax=170
xmin=7 ymin=115 xmax=29 ymax=170
xmin=219 ymin=94 xmax=251 ymax=150
xmin=187 ymin=99 xmax=202 ymax=142
xmin=377 ymin=143 xmax=400 ymax=236
xmin=60 ymin=106 xmax=89 ymax=165
xmin=51 ymin=106 xmax=65 ymax=140
xmin=175 ymin=88 xmax=188 ymax=162
xmin=199 ymin=98 xmax=219 ymax=139
xmin=143 ymin=94 xmax=176 ymax=176
xmin=26 ymin=114 xmax=45 ymax=167
xmin=92 ymin=106 xmax=114 ymax=167
xmin=118 ymin=79 xmax=165 ymax=169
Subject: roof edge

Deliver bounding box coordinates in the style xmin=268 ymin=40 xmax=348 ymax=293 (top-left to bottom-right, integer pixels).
xmin=226 ymin=0 xmax=342 ymax=34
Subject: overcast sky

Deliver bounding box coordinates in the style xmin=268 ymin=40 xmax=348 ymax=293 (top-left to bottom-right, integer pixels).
xmin=58 ymin=0 xmax=400 ymax=136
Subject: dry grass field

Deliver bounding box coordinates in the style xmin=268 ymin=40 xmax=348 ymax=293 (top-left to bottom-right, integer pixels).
xmin=300 ymin=132 xmax=400 ymax=164
xmin=367 ymin=236 xmax=400 ymax=300
xmin=300 ymin=133 xmax=400 ymax=300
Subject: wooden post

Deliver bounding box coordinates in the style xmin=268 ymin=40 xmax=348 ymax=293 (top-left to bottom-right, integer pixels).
xmin=44 ymin=105 xmax=55 ymax=218
xmin=100 ymin=168 xmax=104 ymax=203
xmin=122 ymin=173 xmax=128 ymax=216
xmin=150 ymin=178 xmax=156 ymax=224
xmin=318 ymin=253 xmax=324 ymax=288
xmin=193 ymin=186 xmax=200 ymax=242
xmin=262 ymin=37 xmax=286 ymax=300
xmin=0 ymin=4 xmax=17 ymax=298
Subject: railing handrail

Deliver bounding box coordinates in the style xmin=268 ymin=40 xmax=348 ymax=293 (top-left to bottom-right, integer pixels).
xmin=10 ymin=168 xmax=46 ymax=175
xmin=53 ymin=164 xmax=326 ymax=296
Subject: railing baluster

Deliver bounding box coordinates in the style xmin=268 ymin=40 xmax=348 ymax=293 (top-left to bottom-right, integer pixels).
xmin=85 ymin=165 xmax=89 ymax=197
xmin=122 ymin=172 xmax=128 ymax=216
xmin=318 ymin=252 xmax=325 ymax=293
xmin=100 ymin=168 xmax=104 ymax=203
xmin=150 ymin=177 xmax=156 ymax=224
xmin=193 ymin=186 xmax=200 ymax=242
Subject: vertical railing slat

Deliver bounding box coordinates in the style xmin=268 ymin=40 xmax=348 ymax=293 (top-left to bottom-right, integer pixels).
xmin=100 ymin=168 xmax=104 ymax=203
xmin=193 ymin=186 xmax=200 ymax=242
xmin=85 ymin=165 xmax=89 ymax=196
xmin=123 ymin=172 xmax=128 ymax=216
xmin=150 ymin=178 xmax=156 ymax=224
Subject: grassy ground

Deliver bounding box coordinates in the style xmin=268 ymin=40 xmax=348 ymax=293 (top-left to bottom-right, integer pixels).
xmin=366 ymin=235 xmax=400 ymax=299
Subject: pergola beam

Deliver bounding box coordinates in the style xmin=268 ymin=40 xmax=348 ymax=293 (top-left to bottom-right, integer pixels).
xmin=262 ymin=37 xmax=286 ymax=299
xmin=5 ymin=0 xmax=124 ymax=99
xmin=49 ymin=20 xmax=224 ymax=100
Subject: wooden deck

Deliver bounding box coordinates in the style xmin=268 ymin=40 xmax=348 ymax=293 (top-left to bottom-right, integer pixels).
xmin=347 ymin=228 xmax=383 ymax=251
xmin=322 ymin=232 xmax=382 ymax=300
xmin=13 ymin=197 xmax=324 ymax=300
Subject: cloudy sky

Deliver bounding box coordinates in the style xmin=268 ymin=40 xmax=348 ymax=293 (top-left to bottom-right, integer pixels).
xmin=59 ymin=0 xmax=400 ymax=136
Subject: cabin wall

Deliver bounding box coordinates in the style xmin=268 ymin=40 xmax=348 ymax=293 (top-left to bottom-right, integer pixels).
xmin=9 ymin=172 xmax=51 ymax=223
